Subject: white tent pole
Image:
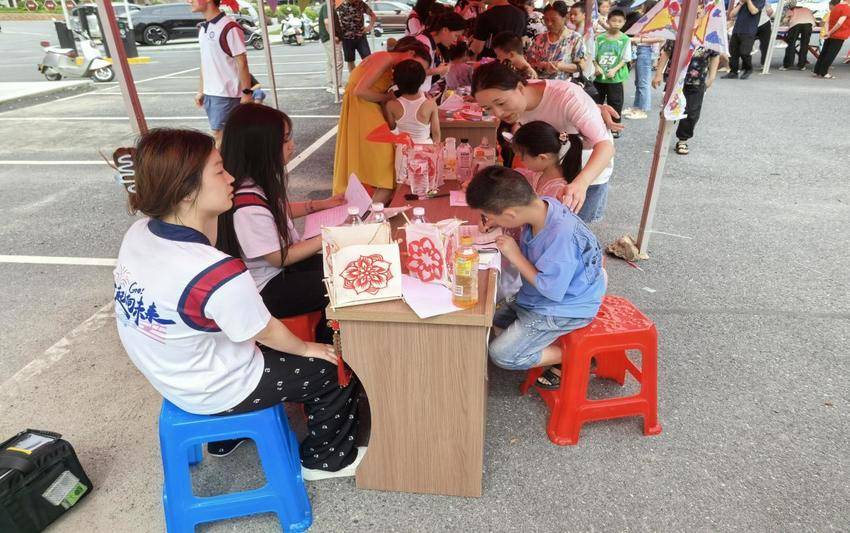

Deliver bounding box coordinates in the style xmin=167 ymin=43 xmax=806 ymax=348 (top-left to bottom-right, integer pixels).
xmin=256 ymin=0 xmax=279 ymax=109
xmin=95 ymin=0 xmax=147 ymax=134
xmin=326 ymin=0 xmax=341 ymax=103
xmin=635 ymin=0 xmax=699 ymax=256
xmin=368 ymin=0 xmax=377 ymax=52
xmin=123 ymin=0 xmax=133 ymax=30
xmin=761 ymin=0 xmax=785 ymax=74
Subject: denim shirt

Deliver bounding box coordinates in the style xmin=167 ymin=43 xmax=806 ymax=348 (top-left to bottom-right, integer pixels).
xmin=515 ymin=197 xmax=606 ymax=319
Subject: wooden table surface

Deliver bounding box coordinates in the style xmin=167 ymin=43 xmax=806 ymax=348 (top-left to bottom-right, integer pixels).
xmin=326 ymin=181 xmax=498 ymax=497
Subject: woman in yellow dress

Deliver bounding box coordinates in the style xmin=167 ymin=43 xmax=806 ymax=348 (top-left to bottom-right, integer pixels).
xmin=333 ymin=36 xmax=431 ymax=204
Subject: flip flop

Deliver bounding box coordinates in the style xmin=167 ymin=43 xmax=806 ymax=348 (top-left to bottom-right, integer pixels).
xmin=536 ymin=365 xmax=562 ymax=390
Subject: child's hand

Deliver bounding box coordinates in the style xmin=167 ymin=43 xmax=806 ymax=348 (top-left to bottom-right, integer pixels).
xmin=651 ymin=75 xmax=662 ymax=89
xmin=316 ymin=194 xmax=346 ymax=211
xmin=560 ymin=180 xmax=588 ymax=214
xmin=433 ymin=63 xmax=450 ymax=77
xmin=605 ymin=68 xmax=617 ymax=79
xmin=594 ymin=65 xmax=603 ymax=77
xmin=495 ymin=235 xmax=521 ymax=263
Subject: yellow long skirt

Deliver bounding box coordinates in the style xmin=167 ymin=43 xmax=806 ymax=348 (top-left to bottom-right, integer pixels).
xmin=332 ymin=63 xmax=395 ymax=195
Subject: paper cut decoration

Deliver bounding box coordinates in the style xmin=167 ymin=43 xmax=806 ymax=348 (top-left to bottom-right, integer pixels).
xmin=407 ymin=237 xmax=445 ymax=283
xmin=340 ymin=254 xmax=395 ymax=295
xmin=367 ymin=123 xmax=413 ymax=147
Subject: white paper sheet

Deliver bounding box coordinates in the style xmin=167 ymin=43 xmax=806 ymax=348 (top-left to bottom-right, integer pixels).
xmin=449 ymin=190 xmax=468 ymax=207
xmin=302 ymin=174 xmax=374 ymax=239
xmin=401 ymin=274 xmax=463 ymax=319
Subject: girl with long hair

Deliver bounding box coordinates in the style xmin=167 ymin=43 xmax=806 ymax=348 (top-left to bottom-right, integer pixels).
xmin=218 ymin=104 xmax=343 ymax=322
xmin=113 ymin=128 xmax=363 ymax=479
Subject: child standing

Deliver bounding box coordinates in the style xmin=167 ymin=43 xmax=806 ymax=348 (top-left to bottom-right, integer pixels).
xmin=492 ymin=31 xmax=538 ymax=80
xmin=592 ymin=8 xmax=631 ymax=137
xmin=385 ymin=59 xmax=441 ymax=143
xmin=466 ymin=166 xmax=605 ymax=386
xmin=512 ymin=121 xmax=612 ymax=224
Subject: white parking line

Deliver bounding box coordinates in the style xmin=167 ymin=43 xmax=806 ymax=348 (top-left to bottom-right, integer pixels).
xmin=0 ymin=115 xmax=337 ymax=121
xmin=164 ymin=71 xmax=324 ymax=78
xmin=286 ymin=125 xmax=337 ymax=173
xmin=248 ymin=61 xmax=325 ymax=66
xmin=0 ymin=255 xmax=117 ymax=266
xmin=0 ymin=161 xmax=109 ymax=165
xmin=84 ymin=87 xmax=332 ymax=95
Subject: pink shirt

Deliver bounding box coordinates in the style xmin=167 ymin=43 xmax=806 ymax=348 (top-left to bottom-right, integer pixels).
xmin=517 ymin=168 xmax=568 ymax=198
xmin=518 ymin=80 xmax=609 ymax=150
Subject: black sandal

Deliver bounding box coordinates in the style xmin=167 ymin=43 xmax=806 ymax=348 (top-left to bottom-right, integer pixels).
xmin=536 ymin=365 xmax=562 ymax=390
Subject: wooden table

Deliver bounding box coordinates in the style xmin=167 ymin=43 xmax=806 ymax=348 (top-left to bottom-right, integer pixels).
xmin=439 ymin=112 xmax=500 ymax=147
xmin=326 ymin=183 xmax=498 ymax=497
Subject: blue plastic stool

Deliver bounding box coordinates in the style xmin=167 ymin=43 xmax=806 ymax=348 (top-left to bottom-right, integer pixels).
xmin=158 ymin=400 xmax=312 ymax=533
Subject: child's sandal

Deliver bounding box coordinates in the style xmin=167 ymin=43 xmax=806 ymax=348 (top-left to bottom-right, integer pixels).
xmin=675 ymin=141 xmax=689 ymax=155
xmin=536 ymin=365 xmax=562 ymax=390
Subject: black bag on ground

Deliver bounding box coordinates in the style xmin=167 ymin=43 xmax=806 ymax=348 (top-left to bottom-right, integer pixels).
xmin=0 ymin=430 xmax=93 ymax=533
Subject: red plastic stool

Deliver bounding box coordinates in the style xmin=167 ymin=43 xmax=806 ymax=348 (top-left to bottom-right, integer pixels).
xmin=279 ymin=311 xmax=322 ymax=342
xmin=519 ymin=295 xmax=661 ymax=445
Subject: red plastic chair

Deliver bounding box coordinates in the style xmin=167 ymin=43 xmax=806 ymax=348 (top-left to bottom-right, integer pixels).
xmin=279 ymin=311 xmax=322 ymax=342
xmin=520 ymin=295 xmax=661 ymax=445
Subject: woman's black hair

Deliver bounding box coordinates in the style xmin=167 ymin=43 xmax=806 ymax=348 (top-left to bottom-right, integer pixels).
xmin=392 ymin=35 xmax=432 ymax=64
xmin=412 ymin=0 xmax=436 ymax=19
xmin=492 ymin=31 xmax=524 ymax=54
xmin=471 ymin=60 xmax=527 ymax=95
xmin=447 ymin=41 xmax=470 ymax=61
xmin=543 ymin=0 xmax=569 ymax=18
xmin=427 ymin=11 xmax=468 ymax=32
xmin=394 ymin=59 xmax=427 ymax=93
xmin=217 ymin=103 xmax=292 ymax=260
xmin=512 ymin=120 xmax=574 ymax=181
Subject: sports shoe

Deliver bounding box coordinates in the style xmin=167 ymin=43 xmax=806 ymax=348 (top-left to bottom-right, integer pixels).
xmin=740 ymin=70 xmax=752 ymax=80
xmin=722 ymin=71 xmax=739 ymax=79
xmin=778 ymin=66 xmax=788 ymax=71
xmin=207 ymin=438 xmax=248 ymax=458
xmin=626 ymin=109 xmax=648 ymax=120
xmin=621 ymin=108 xmax=636 ymax=118
xmin=302 ymin=447 xmax=367 ymax=481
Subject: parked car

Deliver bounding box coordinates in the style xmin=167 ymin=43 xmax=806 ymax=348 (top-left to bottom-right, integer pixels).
xmin=120 ymin=3 xmax=255 ymax=46
xmin=69 ymin=3 xmax=140 ymax=39
xmin=370 ymin=0 xmax=411 ymax=33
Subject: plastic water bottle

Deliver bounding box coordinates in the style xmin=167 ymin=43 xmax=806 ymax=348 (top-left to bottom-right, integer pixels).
xmin=344 ymin=206 xmax=362 ymax=225
xmin=410 ymin=207 xmax=427 ymax=224
xmin=451 ymin=236 xmax=479 ymax=308
xmin=366 ymin=202 xmax=386 ymax=223
xmin=443 ymin=137 xmax=457 ymax=181
xmin=456 ymin=138 xmax=473 ymax=183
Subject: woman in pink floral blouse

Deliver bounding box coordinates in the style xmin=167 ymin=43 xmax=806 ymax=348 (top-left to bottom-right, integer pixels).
xmin=526 ymin=1 xmax=586 ymax=80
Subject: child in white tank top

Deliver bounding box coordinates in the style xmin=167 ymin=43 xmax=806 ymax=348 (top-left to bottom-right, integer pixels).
xmin=385 ymin=59 xmax=441 ymax=144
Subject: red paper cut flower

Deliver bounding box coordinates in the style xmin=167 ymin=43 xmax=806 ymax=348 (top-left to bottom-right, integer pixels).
xmin=407 ymin=237 xmax=444 ymax=282
xmin=340 ymin=254 xmax=394 ymax=295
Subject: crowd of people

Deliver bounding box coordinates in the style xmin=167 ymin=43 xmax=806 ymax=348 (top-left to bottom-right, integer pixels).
xmin=111 ymin=0 xmax=849 ymax=493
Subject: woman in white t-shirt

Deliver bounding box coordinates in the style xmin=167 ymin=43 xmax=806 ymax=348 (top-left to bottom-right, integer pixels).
xmin=471 ymin=61 xmax=617 ymax=215
xmin=217 ymin=104 xmax=344 ymax=322
xmin=113 ymin=129 xmax=363 ymax=480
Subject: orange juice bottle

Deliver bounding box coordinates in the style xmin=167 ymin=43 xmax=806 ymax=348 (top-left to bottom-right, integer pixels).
xmin=452 ymin=236 xmax=479 ymax=308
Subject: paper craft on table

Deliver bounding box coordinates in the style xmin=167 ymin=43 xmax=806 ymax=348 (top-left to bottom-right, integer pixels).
xmin=302 ymin=174 xmax=374 ymax=239
xmin=459 ymin=224 xmax=503 ymax=247
xmin=401 ymin=274 xmax=464 ymax=319
xmin=449 ymin=190 xmax=468 ymax=207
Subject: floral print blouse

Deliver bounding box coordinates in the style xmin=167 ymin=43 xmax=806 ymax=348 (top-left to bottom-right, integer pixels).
xmin=527 ymin=28 xmax=586 ymax=80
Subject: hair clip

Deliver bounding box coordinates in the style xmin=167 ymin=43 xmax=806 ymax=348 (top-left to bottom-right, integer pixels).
xmin=113 ymin=151 xmax=136 ymax=194
xmin=558 ymin=132 xmax=569 ymax=144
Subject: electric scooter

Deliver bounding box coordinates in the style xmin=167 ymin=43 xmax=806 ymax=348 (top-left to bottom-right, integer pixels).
xmin=37 ymin=29 xmax=114 ymax=82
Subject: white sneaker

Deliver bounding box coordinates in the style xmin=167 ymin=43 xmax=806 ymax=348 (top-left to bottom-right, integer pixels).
xmin=302 ymin=446 xmax=366 ymax=481
xmin=626 ymin=109 xmax=648 ymax=120
xmin=621 ymin=108 xmax=635 ymax=118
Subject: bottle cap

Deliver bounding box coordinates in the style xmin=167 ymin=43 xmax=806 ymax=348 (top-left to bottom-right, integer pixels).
xmin=371 ymin=202 xmax=384 ymax=211
xmin=347 ymin=206 xmax=360 ymax=215
xmin=461 ymin=235 xmax=473 ymax=245
xmin=460 ymin=138 xmax=469 ymax=143
xmin=413 ymin=207 xmax=425 ymax=216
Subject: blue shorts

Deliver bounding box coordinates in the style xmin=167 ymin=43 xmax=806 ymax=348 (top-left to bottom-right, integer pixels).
xmin=577 ymin=182 xmax=609 ymax=224
xmin=203 ymin=94 xmax=241 ymax=131
xmin=489 ymin=297 xmax=592 ymax=370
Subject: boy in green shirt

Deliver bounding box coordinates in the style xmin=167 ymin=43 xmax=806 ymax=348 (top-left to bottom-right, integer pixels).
xmin=593 ymin=9 xmax=631 ymax=137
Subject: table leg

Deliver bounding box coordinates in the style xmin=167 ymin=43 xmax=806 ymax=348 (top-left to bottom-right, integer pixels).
xmin=340 ymin=319 xmax=488 ymax=497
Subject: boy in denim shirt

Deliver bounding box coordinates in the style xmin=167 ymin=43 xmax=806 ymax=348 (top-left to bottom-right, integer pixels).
xmin=466 ymin=166 xmax=605 ymax=389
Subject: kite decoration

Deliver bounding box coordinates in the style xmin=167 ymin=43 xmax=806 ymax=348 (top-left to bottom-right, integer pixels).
xmin=627 ymin=0 xmax=728 ymax=120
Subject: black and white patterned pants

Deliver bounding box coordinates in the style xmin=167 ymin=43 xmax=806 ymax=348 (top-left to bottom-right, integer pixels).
xmin=219 ymin=348 xmax=361 ymax=472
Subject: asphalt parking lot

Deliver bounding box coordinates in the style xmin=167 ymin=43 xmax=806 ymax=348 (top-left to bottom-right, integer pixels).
xmin=1 ymin=20 xmax=849 ymax=533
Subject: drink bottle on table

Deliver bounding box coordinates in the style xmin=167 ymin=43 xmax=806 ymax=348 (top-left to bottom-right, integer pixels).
xmin=452 ymin=235 xmax=479 ymax=309
xmin=344 ymin=207 xmax=362 ymax=225
xmin=366 ymin=202 xmax=386 ymax=223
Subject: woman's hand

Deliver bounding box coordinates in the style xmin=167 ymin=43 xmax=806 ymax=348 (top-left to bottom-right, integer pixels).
xmin=303 ymin=342 xmax=338 ymax=365
xmin=432 ymin=63 xmax=450 ymax=77
xmin=651 ymin=74 xmax=662 ymax=89
xmin=314 ymin=194 xmax=346 ymax=211
xmin=599 ymin=104 xmax=624 ymax=133
xmin=560 ymin=179 xmax=589 ymax=214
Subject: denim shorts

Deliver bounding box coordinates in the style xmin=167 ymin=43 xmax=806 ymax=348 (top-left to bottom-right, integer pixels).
xmin=577 ymin=182 xmax=609 ymax=224
xmin=489 ymin=298 xmax=592 ymax=371
xmin=203 ymin=94 xmax=241 ymax=131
